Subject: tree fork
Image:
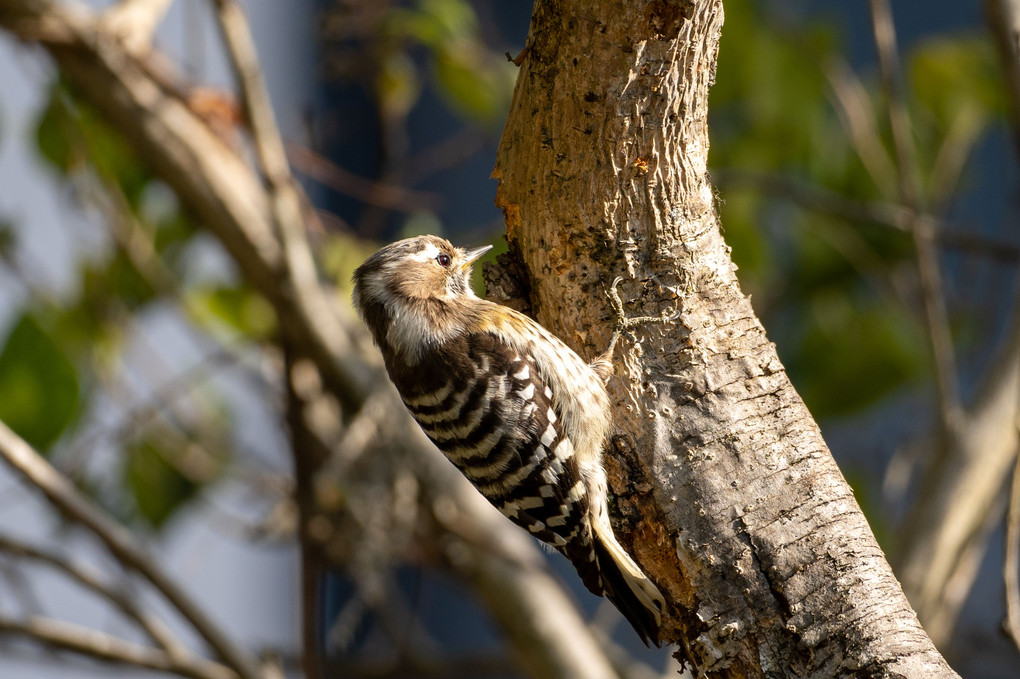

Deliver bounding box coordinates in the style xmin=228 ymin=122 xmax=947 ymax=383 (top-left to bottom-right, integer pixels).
xmin=492 ymin=1 xmax=957 ymax=676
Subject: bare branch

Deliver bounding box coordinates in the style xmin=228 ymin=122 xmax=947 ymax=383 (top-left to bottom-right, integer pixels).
xmin=0 ymin=559 xmax=44 ymax=617
xmin=1005 ymin=447 xmax=1020 ymax=650
xmin=713 ymin=169 xmax=1020 ymax=262
xmin=209 ymin=6 xmax=349 ymax=675
xmin=286 ymin=142 xmax=441 ymax=212
xmin=0 ymin=534 xmax=184 ymax=655
xmin=985 ymin=0 xmax=1020 ymax=158
xmin=101 ymin=0 xmax=174 ymax=55
xmin=0 ymin=420 xmax=264 ymax=679
xmin=869 ymin=0 xmax=962 ymax=437
xmin=926 ymin=108 xmax=985 ymax=215
xmin=894 ymin=306 xmax=1020 ymax=642
xmin=824 ymin=59 xmax=897 ymax=193
xmin=199 ymin=0 xmax=373 ymax=410
xmin=0 ymin=615 xmax=237 ymax=679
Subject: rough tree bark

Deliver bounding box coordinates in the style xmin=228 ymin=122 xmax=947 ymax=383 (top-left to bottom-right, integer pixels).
xmin=491 ymin=1 xmax=958 ymax=676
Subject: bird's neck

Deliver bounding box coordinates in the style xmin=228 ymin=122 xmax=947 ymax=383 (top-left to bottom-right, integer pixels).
xmin=368 ymin=295 xmax=479 ymax=366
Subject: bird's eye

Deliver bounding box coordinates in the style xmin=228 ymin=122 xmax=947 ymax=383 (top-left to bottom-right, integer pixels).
xmin=436 ymin=253 xmax=452 ymax=267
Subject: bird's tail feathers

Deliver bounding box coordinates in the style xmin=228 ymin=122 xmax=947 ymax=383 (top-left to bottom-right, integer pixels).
xmin=591 ymin=524 xmax=664 ymax=647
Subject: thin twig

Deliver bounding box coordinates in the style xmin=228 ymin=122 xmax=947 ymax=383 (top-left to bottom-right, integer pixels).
xmin=404 ymin=126 xmax=489 ymax=185
xmin=716 ymin=167 xmax=911 ymax=229
xmin=0 ymin=615 xmax=238 ymax=679
xmin=1005 ymin=445 xmax=1020 ymax=650
xmin=319 ymin=385 xmax=392 ymax=478
xmin=210 ymin=0 xmax=362 ymax=406
xmin=88 ymin=170 xmax=181 ymax=297
xmin=824 ymin=58 xmax=897 ymax=193
xmin=713 ymin=169 xmax=1020 ymax=262
xmin=869 ymin=0 xmax=962 ymax=437
xmin=208 ymin=5 xmax=334 ymax=677
xmin=101 ymin=0 xmax=174 ymax=55
xmin=65 ymin=345 xmax=236 ymax=466
xmin=0 ymin=420 xmax=264 ymax=679
xmin=985 ymin=0 xmax=1020 ymax=160
xmin=926 ymin=107 xmax=985 ymax=216
xmin=286 ymin=142 xmax=441 ymax=212
xmin=0 ymin=534 xmax=184 ymax=655
xmin=0 ymin=560 xmax=44 ymax=617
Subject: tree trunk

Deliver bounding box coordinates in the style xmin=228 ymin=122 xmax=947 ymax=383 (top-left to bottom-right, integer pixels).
xmin=492 ymin=1 xmax=958 ymax=676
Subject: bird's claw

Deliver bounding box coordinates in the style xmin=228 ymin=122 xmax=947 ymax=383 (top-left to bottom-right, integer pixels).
xmin=603 ymin=277 xmax=678 ymax=357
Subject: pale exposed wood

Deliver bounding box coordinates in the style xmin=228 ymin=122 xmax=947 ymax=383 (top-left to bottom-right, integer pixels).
xmin=493 ymin=1 xmax=956 ymax=675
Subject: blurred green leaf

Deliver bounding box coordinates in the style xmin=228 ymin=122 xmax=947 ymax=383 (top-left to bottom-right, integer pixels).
xmin=76 ymin=253 xmax=157 ymax=318
xmin=432 ymin=48 xmax=516 ymax=124
xmin=377 ymin=51 xmax=422 ymax=119
xmin=399 ymin=210 xmax=444 ymax=239
xmin=388 ymin=0 xmax=478 ymax=48
xmin=35 ymin=83 xmax=151 ymax=204
xmin=383 ymin=0 xmax=515 ymax=126
xmin=716 ymin=188 xmax=771 ymax=278
xmin=51 ymin=299 xmax=123 ymax=376
xmin=910 ymin=36 xmax=1004 ymax=130
xmin=186 ymin=285 xmax=276 ymax=340
xmin=125 ymin=434 xmax=225 ymax=529
xmin=789 ymin=294 xmax=925 ymax=419
xmin=321 ymin=236 xmax=380 ymax=290
xmin=0 ymin=314 xmax=79 ymax=451
xmin=0 ymin=220 xmax=17 ymax=261
xmin=35 ymin=89 xmax=79 ymax=173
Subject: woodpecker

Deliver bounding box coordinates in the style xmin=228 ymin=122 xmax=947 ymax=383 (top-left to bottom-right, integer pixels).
xmin=352 ymin=235 xmax=665 ymax=645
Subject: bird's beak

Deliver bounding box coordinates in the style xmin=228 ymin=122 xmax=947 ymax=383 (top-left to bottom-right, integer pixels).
xmin=461 ymin=244 xmax=493 ymax=269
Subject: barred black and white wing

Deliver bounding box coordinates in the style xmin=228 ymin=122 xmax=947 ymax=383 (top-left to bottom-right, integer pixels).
xmin=395 ymin=331 xmax=598 ymax=574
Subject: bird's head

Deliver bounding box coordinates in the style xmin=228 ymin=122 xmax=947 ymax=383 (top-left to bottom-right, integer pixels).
xmin=352 ymin=235 xmax=492 ymax=361
xmin=353 ymin=235 xmax=492 ymax=308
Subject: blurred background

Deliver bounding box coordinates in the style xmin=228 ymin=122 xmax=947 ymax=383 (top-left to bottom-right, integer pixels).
xmin=0 ymin=0 xmax=1017 ymax=677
